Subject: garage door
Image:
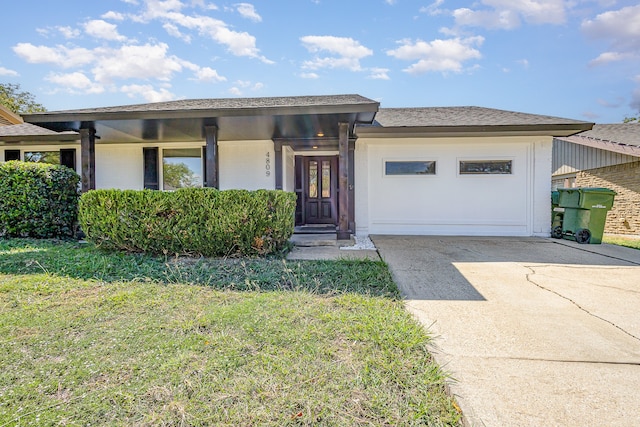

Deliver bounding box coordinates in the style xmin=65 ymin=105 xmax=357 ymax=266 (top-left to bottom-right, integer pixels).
xmin=364 ymin=140 xmax=532 ymax=236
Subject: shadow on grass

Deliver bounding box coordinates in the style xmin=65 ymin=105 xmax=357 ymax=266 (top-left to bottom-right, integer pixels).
xmin=0 ymin=238 xmax=399 ymax=299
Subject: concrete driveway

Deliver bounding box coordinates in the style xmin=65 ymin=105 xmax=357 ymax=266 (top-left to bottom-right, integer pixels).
xmin=371 ymin=236 xmax=640 ymax=427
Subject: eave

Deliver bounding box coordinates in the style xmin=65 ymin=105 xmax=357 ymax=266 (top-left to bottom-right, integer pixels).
xmin=356 ymin=123 xmax=595 ymax=138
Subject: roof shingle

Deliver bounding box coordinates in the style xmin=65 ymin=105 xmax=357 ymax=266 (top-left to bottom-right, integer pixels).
xmin=370 ymin=106 xmax=592 ymax=127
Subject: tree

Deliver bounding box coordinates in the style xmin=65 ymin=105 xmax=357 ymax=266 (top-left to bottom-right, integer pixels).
xmin=623 ymin=116 xmax=638 ymax=123
xmin=0 ymin=83 xmax=47 ymax=114
xmin=162 ymin=161 xmax=200 ymax=190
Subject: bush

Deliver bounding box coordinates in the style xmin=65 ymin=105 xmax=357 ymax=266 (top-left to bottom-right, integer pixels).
xmin=79 ymin=188 xmax=297 ymax=257
xmin=0 ymin=161 xmax=80 ymax=238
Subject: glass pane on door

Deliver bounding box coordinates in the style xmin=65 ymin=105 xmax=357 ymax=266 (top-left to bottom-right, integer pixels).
xmin=322 ymin=160 xmax=331 ymax=198
xmin=309 ymin=161 xmax=318 ymax=198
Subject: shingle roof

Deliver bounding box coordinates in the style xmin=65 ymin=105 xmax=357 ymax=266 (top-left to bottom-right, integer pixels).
xmin=555 ymin=123 xmax=640 ymax=157
xmin=371 ymin=106 xmax=591 ymax=127
xmin=572 ymin=123 xmax=640 ymax=147
xmin=27 ymin=94 xmax=378 ymax=116
xmin=0 ymin=123 xmax=78 ymax=141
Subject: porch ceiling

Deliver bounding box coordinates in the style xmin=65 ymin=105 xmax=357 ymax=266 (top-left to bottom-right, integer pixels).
xmin=22 ymin=94 xmax=379 ymax=145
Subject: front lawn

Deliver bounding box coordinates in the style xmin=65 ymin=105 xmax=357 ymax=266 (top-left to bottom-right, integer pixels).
xmin=602 ymin=235 xmax=640 ymax=250
xmin=0 ymin=239 xmax=461 ymax=426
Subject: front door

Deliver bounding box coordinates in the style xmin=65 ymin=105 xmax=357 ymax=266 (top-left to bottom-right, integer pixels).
xmin=302 ymin=156 xmax=338 ymax=224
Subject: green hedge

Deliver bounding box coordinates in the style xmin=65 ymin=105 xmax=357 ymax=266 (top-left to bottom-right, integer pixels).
xmin=79 ymin=188 xmax=297 ymax=257
xmin=0 ymin=161 xmax=80 ymax=238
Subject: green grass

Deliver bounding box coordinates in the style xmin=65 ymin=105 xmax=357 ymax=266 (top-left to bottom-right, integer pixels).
xmin=602 ymin=235 xmax=640 ymax=250
xmin=0 ymin=239 xmax=461 ymax=426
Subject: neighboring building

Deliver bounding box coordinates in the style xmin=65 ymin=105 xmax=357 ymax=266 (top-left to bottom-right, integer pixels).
xmin=1 ymin=94 xmax=592 ymax=238
xmin=0 ymin=104 xmax=23 ymax=126
xmin=553 ymin=124 xmax=640 ymax=235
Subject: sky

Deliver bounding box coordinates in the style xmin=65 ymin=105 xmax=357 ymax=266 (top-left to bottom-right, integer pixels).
xmin=1 ymin=0 xmax=639 ymax=123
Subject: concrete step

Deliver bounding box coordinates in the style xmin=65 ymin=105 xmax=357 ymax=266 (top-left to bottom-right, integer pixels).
xmin=289 ymin=233 xmax=354 ymax=247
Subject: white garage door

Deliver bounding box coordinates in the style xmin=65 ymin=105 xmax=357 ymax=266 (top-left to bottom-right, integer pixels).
xmin=363 ymin=139 xmax=532 ymax=236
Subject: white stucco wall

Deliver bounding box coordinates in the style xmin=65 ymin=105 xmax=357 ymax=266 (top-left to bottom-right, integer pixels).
xmin=96 ymin=144 xmax=144 ymax=190
xmin=355 ymin=136 xmax=551 ymax=237
xmin=218 ymin=140 xmax=275 ymax=190
xmin=283 ymin=145 xmax=295 ymax=192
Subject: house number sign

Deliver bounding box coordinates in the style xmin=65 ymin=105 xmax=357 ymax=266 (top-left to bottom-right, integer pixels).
xmin=265 ymin=152 xmax=271 ymax=177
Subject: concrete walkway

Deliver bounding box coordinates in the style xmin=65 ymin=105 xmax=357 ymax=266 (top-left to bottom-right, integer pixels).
xmin=372 ymin=236 xmax=640 ymax=427
xmin=286 ymin=233 xmax=380 ymax=261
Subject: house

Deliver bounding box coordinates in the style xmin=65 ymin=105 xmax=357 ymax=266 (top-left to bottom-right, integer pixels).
xmin=553 ymin=124 xmax=640 ymax=235
xmin=1 ymin=94 xmax=592 ymax=238
xmin=1 ymin=103 xmax=78 ymax=164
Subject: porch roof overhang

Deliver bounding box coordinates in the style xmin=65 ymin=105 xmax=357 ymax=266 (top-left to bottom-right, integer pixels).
xmin=22 ymin=94 xmax=379 ymax=148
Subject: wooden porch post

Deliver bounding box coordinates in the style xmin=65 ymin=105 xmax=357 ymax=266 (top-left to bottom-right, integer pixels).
xmin=79 ymin=127 xmax=96 ymax=193
xmin=204 ymin=125 xmax=219 ymax=189
xmin=348 ymin=138 xmax=356 ymax=234
xmin=338 ymin=122 xmax=350 ymax=240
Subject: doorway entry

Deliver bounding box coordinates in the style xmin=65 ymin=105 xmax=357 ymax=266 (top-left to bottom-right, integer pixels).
xmin=295 ymin=156 xmax=338 ymax=225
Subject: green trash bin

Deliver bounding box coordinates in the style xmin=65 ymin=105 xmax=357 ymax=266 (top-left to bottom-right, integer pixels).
xmin=552 ymin=188 xmax=616 ymax=244
xmin=550 ymin=191 xmax=563 ymax=236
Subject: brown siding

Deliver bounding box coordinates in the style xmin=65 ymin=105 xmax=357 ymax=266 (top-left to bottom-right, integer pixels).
xmin=575 ymin=162 xmax=640 ymax=235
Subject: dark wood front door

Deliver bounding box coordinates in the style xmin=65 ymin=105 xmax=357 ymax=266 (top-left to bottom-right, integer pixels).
xmin=301 ymin=156 xmax=338 ymax=224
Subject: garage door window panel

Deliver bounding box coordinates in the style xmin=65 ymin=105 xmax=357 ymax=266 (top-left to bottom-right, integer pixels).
xmin=459 ymin=160 xmax=513 ymax=175
xmin=385 ymin=160 xmax=437 ymax=176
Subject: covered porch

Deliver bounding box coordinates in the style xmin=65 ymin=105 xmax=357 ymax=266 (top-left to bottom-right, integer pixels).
xmin=23 ymin=94 xmax=379 ymax=239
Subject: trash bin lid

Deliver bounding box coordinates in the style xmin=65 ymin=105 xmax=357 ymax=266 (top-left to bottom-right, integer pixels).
xmin=578 ymin=187 xmax=617 ymax=195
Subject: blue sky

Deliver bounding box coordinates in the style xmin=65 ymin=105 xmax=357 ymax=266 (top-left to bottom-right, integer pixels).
xmin=1 ymin=0 xmax=638 ymax=123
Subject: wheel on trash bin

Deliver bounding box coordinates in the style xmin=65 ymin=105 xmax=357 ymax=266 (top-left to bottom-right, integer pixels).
xmin=575 ymin=228 xmax=591 ymax=244
xmin=551 ymin=226 xmax=563 ymax=239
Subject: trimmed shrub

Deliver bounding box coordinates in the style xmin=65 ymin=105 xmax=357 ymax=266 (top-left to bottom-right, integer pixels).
xmin=0 ymin=161 xmax=80 ymax=238
xmin=79 ymin=188 xmax=297 ymax=257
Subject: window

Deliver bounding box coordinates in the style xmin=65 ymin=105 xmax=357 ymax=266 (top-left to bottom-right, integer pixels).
xmin=24 ymin=151 xmax=61 ymax=164
xmin=22 ymin=149 xmax=76 ymax=170
xmin=162 ymin=148 xmax=203 ymax=190
xmin=385 ymin=161 xmax=436 ymax=176
xmin=459 ymin=160 xmax=512 ymax=175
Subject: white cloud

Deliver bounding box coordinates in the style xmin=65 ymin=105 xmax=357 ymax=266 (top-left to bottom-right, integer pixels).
xmin=236 ymin=3 xmax=261 ymax=22
xmin=102 ymin=11 xmax=126 ymax=21
xmin=45 ymin=72 xmax=105 ymax=94
xmin=300 ymin=35 xmax=373 ymax=71
xmin=163 ymin=23 xmax=192 ymax=42
xmin=300 ymin=72 xmax=319 ymax=79
xmin=420 ymin=0 xmax=445 ymax=16
xmin=152 ymin=10 xmax=272 ymax=62
xmin=517 ymin=58 xmax=529 ymax=69
xmin=453 ymin=8 xmax=521 ymax=30
xmin=0 ymin=67 xmax=19 ymax=76
xmin=83 ymin=19 xmax=128 ymax=41
xmin=91 ymin=43 xmax=188 ymax=83
xmin=120 ymin=84 xmax=177 ymax=102
xmin=193 ymin=66 xmax=226 ymax=82
xmin=228 ymin=79 xmax=263 ymax=95
xmin=452 ymin=0 xmax=567 ymax=30
xmin=12 ymin=43 xmax=95 ymax=68
xmin=57 ymin=26 xmax=81 ymax=39
xmin=368 ymin=67 xmax=390 ymax=80
xmin=387 ymin=36 xmax=484 ymax=74
xmin=582 ymin=5 xmax=640 ymax=54
xmin=589 ymin=51 xmax=634 ymax=67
